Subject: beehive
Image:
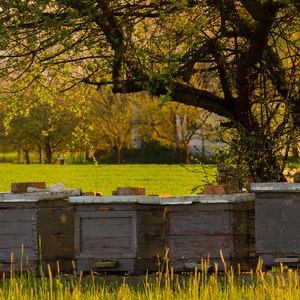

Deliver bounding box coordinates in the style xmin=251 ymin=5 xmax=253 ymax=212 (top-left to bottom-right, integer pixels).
xmin=70 ymin=194 xmax=255 ymax=273
xmin=0 ymin=188 xmax=81 ymax=273
xmin=70 ymin=196 xmax=166 ymax=274
xmin=252 ymin=183 xmax=300 ymax=268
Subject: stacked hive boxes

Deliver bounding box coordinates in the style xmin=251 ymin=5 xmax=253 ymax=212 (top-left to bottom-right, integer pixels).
xmin=6 ymin=182 xmax=299 ymax=274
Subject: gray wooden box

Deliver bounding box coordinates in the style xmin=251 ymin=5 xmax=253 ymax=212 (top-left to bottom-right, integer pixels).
xmin=252 ymin=183 xmax=300 ymax=268
xmin=165 ymin=194 xmax=255 ymax=271
xmin=0 ymin=199 xmax=38 ymax=273
xmin=70 ymin=196 xmax=166 ymax=274
xmin=0 ymin=189 xmax=81 ymax=274
xmin=70 ymin=194 xmax=255 ymax=273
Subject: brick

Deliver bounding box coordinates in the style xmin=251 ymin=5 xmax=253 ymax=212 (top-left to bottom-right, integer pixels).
xmin=11 ymin=182 xmax=46 ymax=193
xmin=115 ymin=187 xmax=146 ymax=195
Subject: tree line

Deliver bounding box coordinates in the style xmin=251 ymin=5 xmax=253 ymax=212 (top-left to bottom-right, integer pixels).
xmin=0 ymin=84 xmax=217 ymax=164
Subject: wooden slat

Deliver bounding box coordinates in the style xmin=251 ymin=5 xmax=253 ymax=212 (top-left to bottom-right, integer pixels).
xmin=0 ymin=261 xmax=37 ymax=273
xmin=0 ymin=209 xmax=36 ymax=222
xmin=0 ymin=207 xmax=38 ymax=266
xmin=0 ymin=221 xmax=35 ymax=235
xmin=167 ymin=203 xmax=230 ymax=212
xmin=80 ymin=239 xmax=136 ymax=258
xmin=0 ymin=234 xmax=36 ymax=249
xmin=168 ymin=235 xmax=231 ymax=259
xmin=0 ymin=246 xmax=37 ymax=261
xmin=74 ymin=204 xmax=137 ymax=213
xmin=135 ymin=258 xmax=161 ymax=273
xmin=168 ymin=211 xmax=231 ymax=235
xmin=81 ymin=217 xmax=134 ymax=239
xmin=136 ymin=208 xmax=166 ymax=264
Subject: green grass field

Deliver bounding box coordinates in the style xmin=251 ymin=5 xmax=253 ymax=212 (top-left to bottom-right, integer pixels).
xmin=0 ymin=163 xmax=217 ymax=195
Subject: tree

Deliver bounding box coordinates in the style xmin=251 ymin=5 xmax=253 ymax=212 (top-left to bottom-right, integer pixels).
xmin=170 ymin=103 xmax=217 ymax=164
xmin=31 ymin=103 xmax=79 ymax=164
xmin=135 ymin=97 xmax=217 ymax=164
xmin=0 ymin=66 xmax=91 ymax=164
xmin=0 ymin=1 xmax=300 ymax=180
xmin=5 ymin=114 xmax=38 ymax=164
xmin=88 ymin=87 xmax=133 ymax=164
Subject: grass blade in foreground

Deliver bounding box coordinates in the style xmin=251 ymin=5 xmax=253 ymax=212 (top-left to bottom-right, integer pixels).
xmin=1 ymin=261 xmax=299 ymax=300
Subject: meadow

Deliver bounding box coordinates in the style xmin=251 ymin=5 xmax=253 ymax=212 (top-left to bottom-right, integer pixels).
xmin=0 ymin=163 xmax=217 ymax=195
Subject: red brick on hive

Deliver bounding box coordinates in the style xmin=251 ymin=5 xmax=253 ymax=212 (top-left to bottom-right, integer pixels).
xmin=203 ymin=184 xmax=227 ymax=195
xmin=11 ymin=182 xmax=46 ymax=193
xmin=115 ymin=187 xmax=146 ymax=195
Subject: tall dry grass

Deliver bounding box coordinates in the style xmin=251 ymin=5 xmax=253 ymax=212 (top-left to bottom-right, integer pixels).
xmin=0 ymin=253 xmax=299 ymax=300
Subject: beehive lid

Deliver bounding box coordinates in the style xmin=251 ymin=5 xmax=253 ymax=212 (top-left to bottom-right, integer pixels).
xmin=69 ymin=193 xmax=255 ymax=205
xmin=193 ymin=193 xmax=255 ymax=203
xmin=0 ymin=189 xmax=82 ymax=202
xmin=69 ymin=195 xmax=140 ymax=204
xmin=251 ymin=182 xmax=300 ymax=192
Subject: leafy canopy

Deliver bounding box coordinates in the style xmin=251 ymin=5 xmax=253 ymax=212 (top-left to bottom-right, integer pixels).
xmin=0 ymin=1 xmax=300 ymax=180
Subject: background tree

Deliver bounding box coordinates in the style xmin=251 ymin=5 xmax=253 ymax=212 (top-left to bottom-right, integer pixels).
xmin=136 ymin=97 xmax=217 ymax=164
xmin=6 ymin=114 xmax=39 ymax=164
xmin=89 ymin=87 xmax=133 ymax=164
xmin=0 ymin=1 xmax=300 ymax=179
xmin=0 ymin=66 xmax=91 ymax=163
xmin=170 ymin=103 xmax=217 ymax=164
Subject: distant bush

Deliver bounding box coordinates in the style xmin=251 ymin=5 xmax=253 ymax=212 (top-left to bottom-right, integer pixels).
xmin=99 ymin=143 xmax=186 ymax=164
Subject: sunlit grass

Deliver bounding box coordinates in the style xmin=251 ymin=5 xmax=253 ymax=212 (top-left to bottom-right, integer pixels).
xmin=1 ymin=259 xmax=299 ymax=300
xmin=0 ymin=163 xmax=216 ymax=195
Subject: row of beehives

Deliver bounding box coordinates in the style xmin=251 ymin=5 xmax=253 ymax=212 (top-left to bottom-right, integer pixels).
xmin=0 ymin=182 xmax=299 ymax=274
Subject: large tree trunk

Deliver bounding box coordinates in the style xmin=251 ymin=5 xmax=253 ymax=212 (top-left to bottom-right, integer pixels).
xmin=38 ymin=146 xmax=43 ymax=164
xmin=24 ymin=150 xmax=30 ymax=164
xmin=18 ymin=149 xmax=23 ymax=163
xmin=185 ymin=144 xmax=190 ymax=165
xmin=44 ymin=141 xmax=53 ymax=164
xmin=113 ymin=145 xmax=122 ymax=164
xmin=116 ymin=147 xmax=121 ymax=164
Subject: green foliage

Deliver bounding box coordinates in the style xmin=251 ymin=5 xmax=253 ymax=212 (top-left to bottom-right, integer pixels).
xmin=0 ymin=87 xmax=217 ymax=166
xmin=212 ymin=144 xmax=252 ymax=192
xmin=86 ymin=87 xmax=134 ymax=164
xmin=180 ymin=156 xmax=217 ymax=194
xmin=133 ymin=95 xmax=218 ymax=165
xmin=0 ymin=1 xmax=300 ymax=181
xmin=99 ymin=144 xmax=184 ymax=164
xmin=0 ymin=65 xmax=93 ymax=164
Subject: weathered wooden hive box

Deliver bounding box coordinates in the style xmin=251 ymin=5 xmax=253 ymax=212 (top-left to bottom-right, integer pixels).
xmin=252 ymin=183 xmax=300 ymax=268
xmin=70 ymin=194 xmax=255 ymax=273
xmin=70 ymin=196 xmax=166 ymax=274
xmin=37 ymin=198 xmax=75 ymax=272
xmin=0 ymin=188 xmax=81 ymax=274
xmin=0 ymin=195 xmax=38 ymax=273
xmin=164 ymin=194 xmax=255 ymax=271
